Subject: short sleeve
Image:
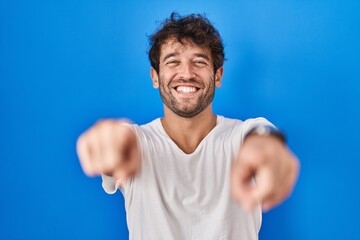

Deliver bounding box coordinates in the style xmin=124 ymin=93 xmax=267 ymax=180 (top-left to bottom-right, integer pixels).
xmin=241 ymin=117 xmax=275 ymax=139
xmin=230 ymin=117 xmax=275 ymax=151
xmin=101 ymin=174 xmax=122 ymax=194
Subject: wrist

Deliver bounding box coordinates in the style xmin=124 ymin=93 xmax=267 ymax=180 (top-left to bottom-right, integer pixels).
xmin=244 ymin=125 xmax=286 ymax=144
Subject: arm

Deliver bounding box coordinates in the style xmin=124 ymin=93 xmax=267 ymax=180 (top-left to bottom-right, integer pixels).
xmin=231 ymin=126 xmax=299 ymax=211
xmin=76 ymin=119 xmax=140 ymax=184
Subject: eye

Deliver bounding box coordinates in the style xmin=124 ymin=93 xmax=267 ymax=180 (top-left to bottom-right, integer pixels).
xmin=194 ymin=60 xmax=207 ymax=66
xmin=166 ymin=60 xmax=180 ymax=65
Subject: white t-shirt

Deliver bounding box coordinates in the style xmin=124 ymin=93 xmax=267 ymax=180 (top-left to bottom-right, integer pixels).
xmin=102 ymin=116 xmax=273 ymax=240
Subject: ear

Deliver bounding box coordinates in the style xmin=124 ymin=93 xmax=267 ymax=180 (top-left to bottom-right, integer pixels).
xmin=215 ymin=66 xmax=224 ymax=88
xmin=150 ymin=67 xmax=159 ymax=88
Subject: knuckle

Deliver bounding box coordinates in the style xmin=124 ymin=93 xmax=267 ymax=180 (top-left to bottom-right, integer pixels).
xmin=266 ymin=145 xmax=277 ymax=157
xmin=239 ymin=148 xmax=259 ymax=163
xmin=76 ymin=132 xmax=87 ymax=148
xmin=101 ymin=158 xmax=116 ymax=171
xmin=95 ymin=119 xmax=116 ymax=132
xmin=115 ymin=122 xmax=132 ymax=135
xmin=263 ymin=178 xmax=275 ymax=195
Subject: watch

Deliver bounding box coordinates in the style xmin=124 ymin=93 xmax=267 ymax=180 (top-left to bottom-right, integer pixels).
xmin=244 ymin=125 xmax=286 ymax=144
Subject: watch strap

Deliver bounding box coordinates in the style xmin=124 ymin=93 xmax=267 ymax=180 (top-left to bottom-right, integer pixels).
xmin=244 ymin=125 xmax=286 ymax=144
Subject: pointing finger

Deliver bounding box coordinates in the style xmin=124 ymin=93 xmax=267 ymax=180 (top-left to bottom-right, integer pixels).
xmin=76 ymin=132 xmax=95 ymax=176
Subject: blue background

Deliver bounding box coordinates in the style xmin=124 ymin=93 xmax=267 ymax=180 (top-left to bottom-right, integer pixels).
xmin=1 ymin=1 xmax=359 ymax=239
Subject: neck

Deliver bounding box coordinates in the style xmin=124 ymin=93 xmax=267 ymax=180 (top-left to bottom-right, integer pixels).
xmin=161 ymin=105 xmax=217 ymax=154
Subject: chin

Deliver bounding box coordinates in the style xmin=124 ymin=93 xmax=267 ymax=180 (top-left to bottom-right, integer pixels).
xmin=172 ymin=107 xmax=205 ymax=118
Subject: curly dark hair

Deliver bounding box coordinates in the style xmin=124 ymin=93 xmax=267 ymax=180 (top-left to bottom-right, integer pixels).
xmin=148 ymin=12 xmax=225 ymax=73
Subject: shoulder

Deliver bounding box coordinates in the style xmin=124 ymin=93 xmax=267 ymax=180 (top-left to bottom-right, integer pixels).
xmin=241 ymin=117 xmax=275 ymax=134
xmin=130 ymin=118 xmax=166 ymax=147
xmin=218 ymin=115 xmax=271 ymax=127
xmin=215 ymin=116 xmax=274 ymax=151
xmin=217 ymin=115 xmax=274 ymax=137
xmin=131 ymin=118 xmax=162 ymax=135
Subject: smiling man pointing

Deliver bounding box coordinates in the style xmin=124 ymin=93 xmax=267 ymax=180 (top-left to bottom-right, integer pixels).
xmin=77 ymin=12 xmax=299 ymax=240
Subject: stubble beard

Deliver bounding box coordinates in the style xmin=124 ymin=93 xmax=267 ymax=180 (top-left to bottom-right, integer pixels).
xmin=158 ymin=75 xmax=216 ymax=118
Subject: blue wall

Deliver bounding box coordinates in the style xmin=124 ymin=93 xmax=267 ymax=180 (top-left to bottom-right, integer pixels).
xmin=1 ymin=1 xmax=359 ymax=239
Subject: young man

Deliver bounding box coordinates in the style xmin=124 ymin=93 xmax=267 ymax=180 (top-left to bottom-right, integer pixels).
xmin=77 ymin=13 xmax=299 ymax=240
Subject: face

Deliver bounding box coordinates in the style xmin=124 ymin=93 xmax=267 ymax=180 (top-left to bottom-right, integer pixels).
xmin=151 ymin=39 xmax=223 ymax=118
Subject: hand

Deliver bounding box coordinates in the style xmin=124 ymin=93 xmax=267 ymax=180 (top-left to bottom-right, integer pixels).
xmin=231 ymin=135 xmax=299 ymax=212
xmin=76 ymin=119 xmax=140 ymax=183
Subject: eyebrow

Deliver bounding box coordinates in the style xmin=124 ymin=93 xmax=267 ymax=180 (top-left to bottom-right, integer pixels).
xmin=193 ymin=53 xmax=210 ymax=61
xmin=162 ymin=52 xmax=211 ymax=62
xmin=162 ymin=52 xmax=178 ymax=62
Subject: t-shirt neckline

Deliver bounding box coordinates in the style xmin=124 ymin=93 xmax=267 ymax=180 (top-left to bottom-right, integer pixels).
xmin=155 ymin=115 xmax=223 ymax=157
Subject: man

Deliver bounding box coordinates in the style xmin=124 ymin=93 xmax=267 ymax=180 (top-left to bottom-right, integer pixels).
xmin=76 ymin=13 xmax=299 ymax=240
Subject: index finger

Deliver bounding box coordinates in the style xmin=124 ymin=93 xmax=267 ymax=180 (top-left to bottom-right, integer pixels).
xmin=76 ymin=133 xmax=95 ymax=176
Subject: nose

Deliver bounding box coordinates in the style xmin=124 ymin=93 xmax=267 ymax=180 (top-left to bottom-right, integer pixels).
xmin=178 ymin=63 xmax=196 ymax=80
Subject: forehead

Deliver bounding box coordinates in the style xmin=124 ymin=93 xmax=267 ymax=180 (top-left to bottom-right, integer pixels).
xmin=159 ymin=38 xmax=211 ymax=60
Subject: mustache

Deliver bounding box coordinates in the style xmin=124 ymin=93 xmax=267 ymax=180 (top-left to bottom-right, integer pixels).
xmin=170 ymin=79 xmax=202 ymax=89
xmin=173 ymin=78 xmax=199 ymax=84
xmin=165 ymin=75 xmax=216 ymax=88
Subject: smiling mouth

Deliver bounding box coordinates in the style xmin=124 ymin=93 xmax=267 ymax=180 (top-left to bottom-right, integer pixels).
xmin=175 ymin=86 xmax=200 ymax=93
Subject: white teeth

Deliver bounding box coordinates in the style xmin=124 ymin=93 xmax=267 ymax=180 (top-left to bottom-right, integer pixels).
xmin=176 ymin=86 xmax=197 ymax=93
